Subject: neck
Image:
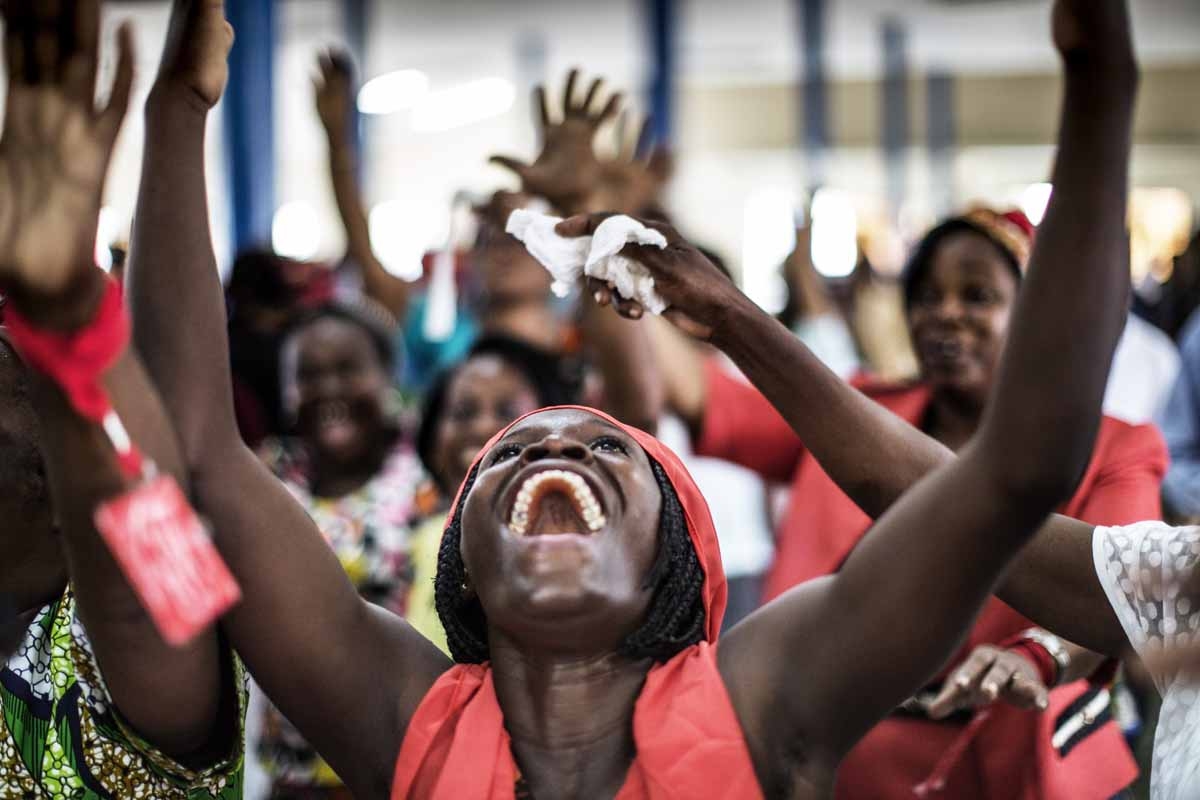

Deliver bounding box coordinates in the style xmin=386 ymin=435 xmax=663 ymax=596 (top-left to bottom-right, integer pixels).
xmin=924 ymin=389 xmax=985 ymax=451
xmin=489 ymin=634 xmax=652 ymax=799
xmin=309 ymin=428 xmax=395 ymax=498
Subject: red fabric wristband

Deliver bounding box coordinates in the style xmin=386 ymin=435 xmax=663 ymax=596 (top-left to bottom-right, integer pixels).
xmin=3 ymin=278 xmax=143 ymax=477
xmin=3 ymin=277 xmax=128 ymax=421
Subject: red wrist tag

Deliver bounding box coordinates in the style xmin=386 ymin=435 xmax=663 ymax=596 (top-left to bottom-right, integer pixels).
xmin=94 ymin=475 xmax=241 ymax=646
xmin=3 ymin=277 xmax=128 ymax=422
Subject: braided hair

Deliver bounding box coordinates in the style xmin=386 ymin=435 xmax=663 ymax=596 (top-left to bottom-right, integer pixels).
xmin=435 ymin=457 xmax=707 ymax=664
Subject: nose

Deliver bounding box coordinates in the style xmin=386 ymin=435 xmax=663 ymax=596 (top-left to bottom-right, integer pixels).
xmin=520 ymin=434 xmax=591 ymax=465
xmin=926 ymin=294 xmax=967 ymax=324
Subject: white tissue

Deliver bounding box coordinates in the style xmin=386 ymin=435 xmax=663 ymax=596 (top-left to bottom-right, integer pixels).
xmin=505 ymin=209 xmax=669 ymax=314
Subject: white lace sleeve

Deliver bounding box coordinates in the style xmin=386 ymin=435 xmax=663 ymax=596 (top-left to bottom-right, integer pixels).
xmin=1092 ymin=521 xmax=1200 ymax=692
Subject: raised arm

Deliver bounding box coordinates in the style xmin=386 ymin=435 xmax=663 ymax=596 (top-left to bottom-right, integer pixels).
xmin=315 ymin=49 xmax=409 ymax=321
xmin=125 ymin=2 xmax=447 ymax=793
xmin=567 ymin=0 xmax=1138 ymax=771
xmin=0 ymin=0 xmax=230 ymax=759
xmin=739 ymin=0 xmax=1139 ymax=757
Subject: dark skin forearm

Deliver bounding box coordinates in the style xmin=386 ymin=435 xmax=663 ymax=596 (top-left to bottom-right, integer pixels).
xmin=128 ymin=46 xmax=448 ymax=796
xmin=711 ymin=293 xmax=1125 ymax=656
xmin=717 ymin=9 xmax=1140 ymax=773
xmin=579 ymin=290 xmax=664 ymax=434
xmin=28 ymin=315 xmax=227 ymax=759
xmin=324 ymin=125 xmax=409 ymax=320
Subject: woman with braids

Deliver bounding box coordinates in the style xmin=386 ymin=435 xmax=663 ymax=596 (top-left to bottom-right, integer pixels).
xmin=406 ymin=335 xmax=583 ymax=650
xmin=1 ymin=2 xmax=1128 ymax=799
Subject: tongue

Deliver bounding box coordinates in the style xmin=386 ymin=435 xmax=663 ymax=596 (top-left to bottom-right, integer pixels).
xmin=528 ymin=491 xmax=588 ymax=536
xmin=319 ymin=419 xmax=357 ymax=450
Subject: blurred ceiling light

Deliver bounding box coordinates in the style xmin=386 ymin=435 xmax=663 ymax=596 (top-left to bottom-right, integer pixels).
xmin=741 ymin=188 xmax=795 ymax=314
xmin=411 ymin=78 xmax=516 ymax=133
xmin=369 ymin=199 xmax=447 ymax=281
xmin=810 ymin=188 xmax=858 ymax=279
xmin=357 ymin=69 xmax=430 ymax=115
xmin=1020 ymin=182 xmax=1053 ymax=227
xmin=95 ymin=206 xmax=122 ymax=272
xmin=272 ymin=202 xmax=321 ymax=262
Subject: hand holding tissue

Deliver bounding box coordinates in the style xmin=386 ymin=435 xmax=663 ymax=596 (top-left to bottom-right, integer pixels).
xmin=505 ymin=209 xmax=670 ymax=315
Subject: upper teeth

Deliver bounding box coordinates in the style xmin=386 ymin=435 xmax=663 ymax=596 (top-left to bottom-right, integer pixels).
xmin=509 ymin=469 xmax=606 ymax=535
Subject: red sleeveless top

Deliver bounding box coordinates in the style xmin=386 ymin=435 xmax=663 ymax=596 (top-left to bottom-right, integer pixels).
xmin=391 ymin=407 xmax=762 ymax=799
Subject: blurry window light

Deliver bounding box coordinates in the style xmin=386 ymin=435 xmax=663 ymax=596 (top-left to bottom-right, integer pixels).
xmin=272 ymin=202 xmax=322 ymax=262
xmin=1020 ymin=182 xmax=1054 ymax=227
xmin=95 ymin=206 xmax=123 ymax=272
xmin=741 ymin=188 xmax=795 ymax=314
xmin=1130 ymin=187 xmax=1193 ymax=284
xmin=411 ymin=78 xmax=516 ymax=133
xmin=357 ymin=69 xmax=430 ymax=116
xmin=810 ymin=188 xmax=858 ymax=279
xmin=369 ymin=199 xmax=449 ymax=282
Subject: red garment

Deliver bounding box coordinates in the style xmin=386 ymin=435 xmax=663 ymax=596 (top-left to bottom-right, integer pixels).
xmin=392 ymin=406 xmax=762 ymax=800
xmin=698 ymin=360 xmax=1168 ymax=800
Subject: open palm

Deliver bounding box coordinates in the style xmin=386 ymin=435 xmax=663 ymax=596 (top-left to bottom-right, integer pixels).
xmin=0 ymin=0 xmax=133 ymax=299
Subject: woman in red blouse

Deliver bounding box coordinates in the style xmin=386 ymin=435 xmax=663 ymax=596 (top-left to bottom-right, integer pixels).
xmin=668 ymin=199 xmax=1164 ymax=799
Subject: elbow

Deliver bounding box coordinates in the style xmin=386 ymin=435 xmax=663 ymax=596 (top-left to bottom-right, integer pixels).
xmin=980 ymin=432 xmax=1095 ymax=512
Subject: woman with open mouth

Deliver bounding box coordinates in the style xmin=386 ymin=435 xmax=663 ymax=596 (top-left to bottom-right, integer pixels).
xmin=6 ymin=1 xmax=1142 ymax=799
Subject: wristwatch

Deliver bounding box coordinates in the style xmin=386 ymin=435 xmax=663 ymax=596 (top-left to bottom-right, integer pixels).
xmin=1021 ymin=627 xmax=1071 ymax=686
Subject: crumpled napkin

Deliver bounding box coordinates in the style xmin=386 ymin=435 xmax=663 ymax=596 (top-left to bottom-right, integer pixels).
xmin=505 ymin=209 xmax=669 ymax=314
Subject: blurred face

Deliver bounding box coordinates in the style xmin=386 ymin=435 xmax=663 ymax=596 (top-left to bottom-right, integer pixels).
xmin=907 ymin=231 xmax=1020 ymax=404
xmin=460 ymin=409 xmax=661 ymax=654
xmin=434 ymin=355 xmax=541 ymax=492
xmin=290 ymin=318 xmax=390 ymax=465
xmin=475 ymin=238 xmax=552 ymax=302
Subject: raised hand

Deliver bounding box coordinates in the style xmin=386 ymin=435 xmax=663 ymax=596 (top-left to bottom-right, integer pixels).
xmin=0 ymin=0 xmax=133 ymax=321
xmin=556 ymin=213 xmax=745 ymax=341
xmin=588 ymin=112 xmax=673 ymax=215
xmin=315 ymin=48 xmax=355 ymax=139
xmin=154 ymin=0 xmax=233 ymax=111
xmin=926 ymin=645 xmax=1050 ymax=719
xmin=491 ymin=69 xmax=621 ymax=215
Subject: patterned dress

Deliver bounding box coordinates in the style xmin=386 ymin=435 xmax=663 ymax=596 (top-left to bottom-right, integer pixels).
xmin=0 ymin=590 xmax=245 ymax=799
xmin=255 ymin=437 xmax=428 ymax=790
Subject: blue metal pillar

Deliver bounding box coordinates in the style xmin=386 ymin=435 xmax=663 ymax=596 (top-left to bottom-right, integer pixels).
xmin=224 ymin=0 xmax=277 ymax=253
xmin=881 ymin=17 xmax=910 ymax=221
xmin=343 ymin=0 xmax=368 ymax=179
xmin=796 ymin=0 xmax=830 ymax=194
xmin=644 ymin=0 xmax=676 ymax=146
xmin=926 ymin=70 xmax=957 ymax=217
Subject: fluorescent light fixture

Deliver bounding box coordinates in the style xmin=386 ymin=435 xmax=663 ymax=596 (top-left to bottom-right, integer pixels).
xmin=272 ymin=202 xmax=321 ymax=261
xmin=357 ymin=69 xmax=429 ymax=116
xmin=369 ymin=199 xmax=448 ymax=281
xmin=1021 ymin=182 xmax=1053 ymax=227
xmin=810 ymin=188 xmax=858 ymax=279
xmin=411 ymin=78 xmax=516 ymax=133
xmin=741 ymin=188 xmax=795 ymax=314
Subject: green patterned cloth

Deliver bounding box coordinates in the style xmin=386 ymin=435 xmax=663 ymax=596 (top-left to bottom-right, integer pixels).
xmin=0 ymin=590 xmax=245 ymax=798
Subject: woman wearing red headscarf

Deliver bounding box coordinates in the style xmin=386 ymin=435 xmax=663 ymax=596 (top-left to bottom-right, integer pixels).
xmin=5 ymin=3 xmax=1140 ymax=800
